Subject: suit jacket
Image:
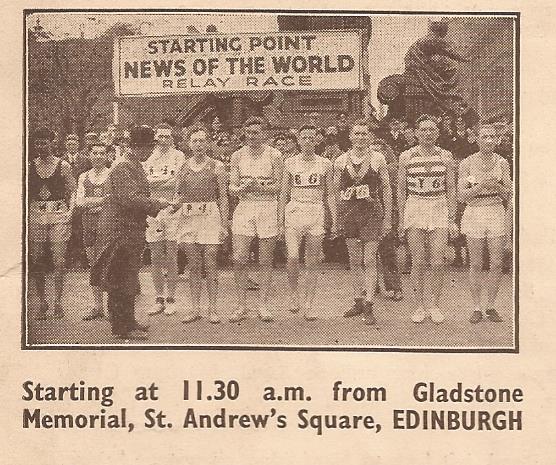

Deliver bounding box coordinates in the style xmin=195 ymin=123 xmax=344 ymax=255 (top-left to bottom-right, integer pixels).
xmin=91 ymin=158 xmax=164 ymax=295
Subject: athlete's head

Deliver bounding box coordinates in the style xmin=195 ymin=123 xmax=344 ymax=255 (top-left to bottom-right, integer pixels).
xmin=477 ymin=124 xmax=500 ymax=153
xmin=129 ymin=125 xmax=156 ymax=162
xmin=188 ymin=125 xmax=211 ymax=156
xmin=349 ymin=119 xmax=371 ymax=150
xmin=415 ymin=115 xmax=440 ymax=147
xmin=155 ymin=123 xmax=174 ymax=149
xmin=89 ymin=143 xmax=108 ymax=169
xmin=298 ymin=125 xmax=318 ymax=154
xmin=65 ymin=134 xmax=79 ymax=154
xmin=31 ymin=127 xmax=55 ymax=159
xmin=243 ymin=116 xmax=267 ymax=149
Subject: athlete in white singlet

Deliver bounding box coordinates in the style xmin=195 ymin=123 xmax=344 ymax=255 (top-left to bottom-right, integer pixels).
xmin=143 ymin=123 xmax=185 ymax=316
xmin=398 ymin=115 xmax=457 ymax=324
xmin=458 ymin=124 xmax=512 ymax=323
xmin=173 ymin=127 xmax=229 ymax=324
xmin=229 ymin=117 xmax=283 ymax=322
xmin=76 ymin=143 xmax=110 ymax=321
xmin=279 ymin=125 xmax=336 ymax=320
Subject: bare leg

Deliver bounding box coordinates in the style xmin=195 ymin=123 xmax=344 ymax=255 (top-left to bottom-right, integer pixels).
xmin=232 ymin=235 xmax=252 ymax=316
xmin=29 ymin=241 xmax=47 ymax=312
xmin=182 ymin=243 xmax=203 ymax=315
xmin=51 ymin=241 xmax=68 ymax=315
xmin=345 ymin=238 xmax=365 ymax=299
xmin=165 ymin=240 xmax=179 ymax=299
xmin=304 ymin=234 xmax=324 ymax=316
xmin=429 ymin=228 xmax=449 ymax=308
xmin=258 ymin=237 xmax=276 ymax=308
xmin=487 ymin=236 xmax=506 ymax=308
xmin=407 ymin=229 xmax=427 ymax=309
xmin=285 ymin=230 xmax=301 ymax=311
xmin=467 ymin=237 xmax=485 ymax=309
xmin=149 ymin=241 xmax=166 ymax=297
xmin=204 ymin=244 xmax=220 ymax=320
xmin=362 ymin=240 xmax=379 ymax=304
xmin=85 ymin=246 xmax=103 ymax=316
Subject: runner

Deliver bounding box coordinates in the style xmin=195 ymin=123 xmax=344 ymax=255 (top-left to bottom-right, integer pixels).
xmin=229 ymin=117 xmax=283 ymax=322
xmin=174 ymin=126 xmax=229 ymax=324
xmin=76 ymin=143 xmax=110 ymax=321
xmin=91 ymin=126 xmax=170 ymax=341
xmin=143 ymin=123 xmax=185 ymax=316
xmin=398 ymin=115 xmax=458 ymax=324
xmin=334 ymin=120 xmax=392 ymax=325
xmin=28 ymin=127 xmax=76 ymax=320
xmin=279 ymin=125 xmax=336 ymax=320
xmin=458 ymin=124 xmax=512 ymax=323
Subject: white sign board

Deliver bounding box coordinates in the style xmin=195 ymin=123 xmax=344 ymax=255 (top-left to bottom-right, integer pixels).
xmin=114 ymin=30 xmax=362 ymax=96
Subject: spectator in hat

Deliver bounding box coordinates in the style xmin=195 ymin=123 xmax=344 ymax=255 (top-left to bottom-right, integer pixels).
xmin=90 ymin=126 xmax=171 ymax=341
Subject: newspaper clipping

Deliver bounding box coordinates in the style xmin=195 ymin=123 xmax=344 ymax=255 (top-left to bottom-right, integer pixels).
xmin=2 ymin=2 xmax=555 ymax=464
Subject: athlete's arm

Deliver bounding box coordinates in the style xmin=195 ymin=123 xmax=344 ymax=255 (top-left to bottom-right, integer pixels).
xmin=278 ymin=160 xmax=292 ymax=233
xmin=109 ymin=163 xmax=167 ymax=216
xmin=323 ymin=161 xmax=337 ymax=233
xmin=495 ymin=158 xmax=512 ymax=200
xmin=397 ymin=153 xmax=408 ymax=236
xmin=61 ymin=160 xmax=77 ymax=212
xmin=444 ymin=153 xmax=457 ymax=223
xmin=378 ymin=157 xmax=393 ymax=232
xmin=332 ymin=155 xmax=345 ymax=232
xmin=228 ymin=151 xmax=249 ymax=195
xmin=215 ymin=163 xmax=230 ymax=229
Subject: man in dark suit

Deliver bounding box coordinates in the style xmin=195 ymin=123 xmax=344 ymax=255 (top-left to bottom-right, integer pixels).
xmin=91 ymin=126 xmax=170 ymax=341
xmin=381 ymin=117 xmax=408 ymax=157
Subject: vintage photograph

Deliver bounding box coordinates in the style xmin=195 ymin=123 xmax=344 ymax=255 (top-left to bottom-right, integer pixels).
xmin=23 ymin=10 xmax=517 ymax=350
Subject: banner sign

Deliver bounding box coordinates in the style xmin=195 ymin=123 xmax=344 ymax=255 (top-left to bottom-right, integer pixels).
xmin=114 ymin=30 xmax=362 ymax=96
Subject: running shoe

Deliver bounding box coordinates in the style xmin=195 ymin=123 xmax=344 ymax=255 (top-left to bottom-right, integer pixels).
xmin=258 ymin=306 xmax=274 ymax=322
xmin=411 ymin=307 xmax=427 ymax=323
xmin=362 ymin=302 xmax=376 ymax=325
xmin=148 ymin=297 xmax=165 ymax=315
xmin=486 ymin=308 xmax=503 ymax=322
xmin=164 ymin=297 xmax=176 ymax=315
xmin=429 ymin=307 xmax=445 ymax=324
xmin=229 ymin=307 xmax=248 ymax=323
xmin=469 ymin=310 xmax=483 ymax=324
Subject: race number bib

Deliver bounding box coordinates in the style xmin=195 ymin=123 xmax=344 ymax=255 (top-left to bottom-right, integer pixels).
xmin=407 ymin=175 xmax=446 ymax=195
xmin=355 ymin=184 xmax=370 ymax=199
xmin=257 ymin=177 xmax=274 ymax=187
xmin=31 ymin=200 xmax=68 ymax=213
xmin=181 ymin=202 xmax=212 ymax=217
xmin=340 ymin=186 xmax=355 ymax=201
xmin=292 ymin=172 xmax=321 ymax=187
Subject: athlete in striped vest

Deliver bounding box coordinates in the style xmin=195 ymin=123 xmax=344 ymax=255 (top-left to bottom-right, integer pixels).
xmin=398 ymin=115 xmax=457 ymax=324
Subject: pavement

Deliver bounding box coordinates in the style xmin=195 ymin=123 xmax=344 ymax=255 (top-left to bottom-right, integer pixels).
xmin=25 ymin=266 xmax=514 ymax=349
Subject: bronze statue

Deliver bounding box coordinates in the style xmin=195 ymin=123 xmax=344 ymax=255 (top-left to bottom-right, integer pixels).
xmin=378 ymin=20 xmax=469 ymax=123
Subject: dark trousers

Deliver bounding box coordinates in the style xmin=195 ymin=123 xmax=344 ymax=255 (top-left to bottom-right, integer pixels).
xmin=377 ymin=231 xmax=402 ymax=292
xmin=107 ymin=290 xmax=135 ymax=336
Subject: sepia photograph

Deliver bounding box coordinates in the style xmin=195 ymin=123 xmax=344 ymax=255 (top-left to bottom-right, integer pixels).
xmin=23 ymin=10 xmax=517 ymax=350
